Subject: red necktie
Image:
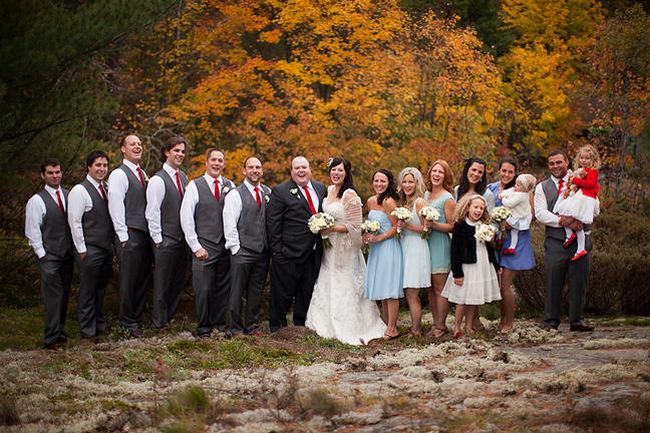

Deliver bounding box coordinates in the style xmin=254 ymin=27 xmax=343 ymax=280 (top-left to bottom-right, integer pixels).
xmin=175 ymin=171 xmax=184 ymax=198
xmin=99 ymin=184 xmax=107 ymax=202
xmin=136 ymin=166 xmax=145 ymax=187
xmin=303 ymin=185 xmax=316 ymax=215
xmin=557 ymin=178 xmax=564 ymax=196
xmin=255 ymin=185 xmax=261 ymax=208
xmin=56 ymin=190 xmax=65 ymax=213
xmin=214 ymin=178 xmax=220 ymax=201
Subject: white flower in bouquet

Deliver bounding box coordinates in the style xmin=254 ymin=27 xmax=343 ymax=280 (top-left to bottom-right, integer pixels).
xmin=391 ymin=207 xmax=412 ymax=239
xmin=361 ymin=220 xmax=381 ymax=234
xmin=490 ymin=206 xmax=511 ymax=222
xmin=308 ymin=212 xmax=336 ymax=248
xmin=418 ymin=206 xmax=440 ymax=239
xmin=475 ymin=223 xmax=497 ymax=243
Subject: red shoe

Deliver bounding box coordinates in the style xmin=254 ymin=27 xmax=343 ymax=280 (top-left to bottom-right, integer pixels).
xmin=502 ymin=248 xmax=515 ymax=255
xmin=563 ymin=233 xmax=576 ymax=248
xmin=571 ymin=250 xmax=588 ymax=261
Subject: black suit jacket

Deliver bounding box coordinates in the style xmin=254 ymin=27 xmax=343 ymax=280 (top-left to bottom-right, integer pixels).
xmin=266 ymin=179 xmax=327 ymax=263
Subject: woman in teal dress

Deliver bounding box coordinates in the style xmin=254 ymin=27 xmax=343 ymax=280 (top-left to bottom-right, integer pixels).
xmin=363 ymin=169 xmax=403 ymax=340
xmin=423 ymin=160 xmax=456 ymax=338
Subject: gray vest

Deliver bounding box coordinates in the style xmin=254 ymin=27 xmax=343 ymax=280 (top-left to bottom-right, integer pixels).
xmin=194 ymin=176 xmax=233 ymax=249
xmin=155 ymin=168 xmax=188 ymax=242
xmin=117 ymin=163 xmax=148 ymax=231
xmin=80 ymin=179 xmax=113 ymax=251
xmin=37 ymin=189 xmax=72 ymax=257
xmin=235 ymin=183 xmax=270 ymax=254
xmin=541 ymin=177 xmax=591 ymax=240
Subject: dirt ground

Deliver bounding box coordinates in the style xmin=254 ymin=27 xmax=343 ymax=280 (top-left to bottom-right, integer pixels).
xmin=1 ymin=317 xmax=649 ymax=433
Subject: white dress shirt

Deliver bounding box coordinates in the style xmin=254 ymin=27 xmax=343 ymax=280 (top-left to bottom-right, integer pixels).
xmin=180 ymin=173 xmax=222 ymax=253
xmin=25 ymin=185 xmax=66 ymax=259
xmin=223 ymin=179 xmax=263 ymax=255
xmin=107 ymin=159 xmax=147 ymax=242
xmin=145 ymin=163 xmax=180 ymax=244
xmin=534 ymin=175 xmax=567 ymax=228
xmin=67 ymin=175 xmax=104 ymax=254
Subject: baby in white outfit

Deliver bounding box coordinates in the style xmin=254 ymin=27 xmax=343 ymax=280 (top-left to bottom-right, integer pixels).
xmin=498 ymin=173 xmax=536 ymax=255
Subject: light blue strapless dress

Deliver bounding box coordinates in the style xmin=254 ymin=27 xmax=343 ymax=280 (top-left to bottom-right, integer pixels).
xmin=364 ymin=210 xmax=404 ymax=300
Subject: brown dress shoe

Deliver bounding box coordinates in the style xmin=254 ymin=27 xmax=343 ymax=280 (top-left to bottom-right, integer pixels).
xmin=570 ymin=322 xmax=594 ymax=332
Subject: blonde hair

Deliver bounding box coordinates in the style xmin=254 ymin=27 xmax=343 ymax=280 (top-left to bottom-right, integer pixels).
xmin=453 ymin=194 xmax=491 ymax=224
xmin=397 ymin=167 xmax=425 ymax=207
xmin=573 ymin=144 xmax=601 ymax=170
xmin=516 ymin=173 xmax=537 ymax=192
xmin=425 ymin=160 xmax=454 ymax=193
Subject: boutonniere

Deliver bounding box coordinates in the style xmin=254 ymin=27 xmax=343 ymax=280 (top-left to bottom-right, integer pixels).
xmin=222 ymin=186 xmax=231 ymax=194
xmin=290 ymin=188 xmax=299 ymax=197
xmin=142 ymin=172 xmax=149 ymax=183
xmin=264 ymin=195 xmax=270 ymax=204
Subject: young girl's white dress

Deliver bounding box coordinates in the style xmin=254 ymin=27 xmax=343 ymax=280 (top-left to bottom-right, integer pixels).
xmin=441 ymin=219 xmax=501 ymax=305
xmin=553 ymin=189 xmax=597 ymax=224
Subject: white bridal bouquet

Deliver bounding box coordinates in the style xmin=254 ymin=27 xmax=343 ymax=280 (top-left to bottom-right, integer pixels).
xmin=475 ymin=223 xmax=497 ymax=243
xmin=361 ymin=220 xmax=381 ymax=235
xmin=418 ymin=206 xmax=441 ymax=239
xmin=308 ymin=212 xmax=335 ymax=248
xmin=490 ymin=206 xmax=511 ymax=222
xmin=391 ymin=207 xmax=412 ymax=239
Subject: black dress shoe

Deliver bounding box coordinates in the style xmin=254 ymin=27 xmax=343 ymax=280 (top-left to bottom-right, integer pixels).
xmin=128 ymin=328 xmax=144 ymax=338
xmin=540 ymin=322 xmax=558 ymax=331
xmin=197 ymin=332 xmax=211 ymax=339
xmin=570 ymin=322 xmax=594 ymax=332
xmin=44 ymin=342 xmax=63 ymax=350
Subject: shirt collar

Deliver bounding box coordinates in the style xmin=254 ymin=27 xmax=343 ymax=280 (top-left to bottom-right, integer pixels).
xmin=244 ymin=179 xmax=259 ymax=192
xmin=163 ymin=162 xmax=177 ymax=177
xmin=85 ymin=175 xmax=101 ymax=189
xmin=44 ymin=184 xmax=61 ymax=195
xmin=465 ymin=217 xmax=479 ymax=227
xmin=204 ymin=173 xmax=222 ymax=184
xmin=122 ymin=159 xmax=139 ymax=171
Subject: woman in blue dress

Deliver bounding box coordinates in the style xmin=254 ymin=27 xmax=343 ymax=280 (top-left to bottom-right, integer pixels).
xmin=487 ymin=157 xmax=536 ymax=332
xmin=363 ymin=169 xmax=403 ymax=340
xmin=423 ymin=160 xmax=456 ymax=338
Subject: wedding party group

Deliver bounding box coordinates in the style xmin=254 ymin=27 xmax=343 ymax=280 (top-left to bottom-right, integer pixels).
xmin=25 ymin=133 xmax=600 ymax=349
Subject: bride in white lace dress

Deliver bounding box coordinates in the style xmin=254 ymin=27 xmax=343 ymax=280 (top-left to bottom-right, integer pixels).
xmin=306 ymin=157 xmax=387 ymax=345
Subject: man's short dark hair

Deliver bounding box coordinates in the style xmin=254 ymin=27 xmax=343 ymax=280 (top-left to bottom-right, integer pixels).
xmin=547 ymin=149 xmax=568 ymax=160
xmin=40 ymin=158 xmax=61 ymax=174
xmin=205 ymin=148 xmax=225 ymax=160
xmin=159 ymin=135 xmax=187 ymax=163
xmin=85 ymin=150 xmax=109 ymax=169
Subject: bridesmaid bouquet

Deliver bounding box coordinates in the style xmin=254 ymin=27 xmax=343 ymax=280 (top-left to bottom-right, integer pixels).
xmin=418 ymin=206 xmax=440 ymax=239
xmin=391 ymin=207 xmax=412 ymax=240
xmin=308 ymin=212 xmax=336 ymax=248
xmin=361 ymin=220 xmax=380 ymax=235
xmin=361 ymin=220 xmax=380 ymax=254
xmin=490 ymin=206 xmax=511 ymax=250
xmin=475 ymin=223 xmax=497 ymax=243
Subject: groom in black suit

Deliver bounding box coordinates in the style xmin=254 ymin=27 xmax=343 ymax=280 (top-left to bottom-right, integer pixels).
xmin=267 ymin=156 xmax=327 ymax=332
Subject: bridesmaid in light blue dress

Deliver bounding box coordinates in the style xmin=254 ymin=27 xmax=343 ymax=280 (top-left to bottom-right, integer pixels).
xmin=364 ymin=169 xmax=403 ymax=340
xmin=423 ymin=160 xmax=456 ymax=338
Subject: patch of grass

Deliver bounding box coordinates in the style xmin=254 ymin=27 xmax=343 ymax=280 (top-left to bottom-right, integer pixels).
xmin=382 ymin=395 xmax=416 ymax=418
xmin=479 ymin=303 xmax=501 ymax=321
xmin=0 ymin=395 xmax=20 ymax=426
xmin=598 ymin=316 xmax=650 ymax=327
xmin=301 ymin=388 xmax=343 ymax=417
xmin=300 ymin=333 xmax=362 ymax=351
xmin=160 ymin=385 xmax=215 ymax=433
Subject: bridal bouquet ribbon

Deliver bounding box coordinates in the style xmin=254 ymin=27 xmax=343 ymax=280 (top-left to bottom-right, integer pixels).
xmin=475 ymin=223 xmax=497 ymax=243
xmin=308 ymin=212 xmax=335 ymax=248
xmin=418 ymin=206 xmax=440 ymax=239
xmin=391 ymin=207 xmax=412 ymax=240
